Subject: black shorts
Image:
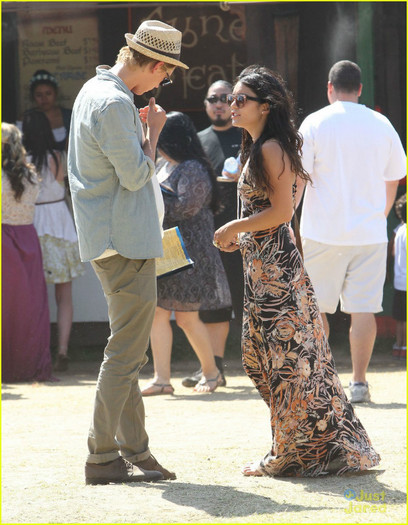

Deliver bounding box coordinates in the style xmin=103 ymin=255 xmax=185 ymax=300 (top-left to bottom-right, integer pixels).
xmin=199 ymin=307 xmax=233 ymax=323
xmin=392 ymin=289 xmax=407 ymax=322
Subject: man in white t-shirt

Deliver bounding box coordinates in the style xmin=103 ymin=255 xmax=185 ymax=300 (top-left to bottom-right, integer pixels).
xmin=296 ymin=60 xmax=406 ymax=403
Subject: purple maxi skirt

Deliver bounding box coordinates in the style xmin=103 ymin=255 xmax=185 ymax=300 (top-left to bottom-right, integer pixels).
xmin=2 ymin=224 xmax=53 ymax=382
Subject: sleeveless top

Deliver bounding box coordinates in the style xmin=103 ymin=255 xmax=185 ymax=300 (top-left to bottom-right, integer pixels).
xmin=32 ymin=154 xmax=65 ymax=204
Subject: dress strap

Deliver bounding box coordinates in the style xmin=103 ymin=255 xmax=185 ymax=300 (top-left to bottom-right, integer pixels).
xmin=292 ymin=180 xmax=297 ymax=203
xmin=291 ymin=179 xmax=304 ymax=259
xmin=237 ymin=184 xmax=241 ymax=220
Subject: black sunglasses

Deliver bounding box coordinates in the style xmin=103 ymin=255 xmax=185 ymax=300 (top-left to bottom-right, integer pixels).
xmin=226 ymin=93 xmax=265 ymax=108
xmin=160 ymin=69 xmax=173 ymax=87
xmin=205 ymin=93 xmax=229 ymax=104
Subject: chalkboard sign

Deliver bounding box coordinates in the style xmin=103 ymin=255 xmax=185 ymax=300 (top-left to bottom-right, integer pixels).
xmin=17 ymin=8 xmax=99 ymax=114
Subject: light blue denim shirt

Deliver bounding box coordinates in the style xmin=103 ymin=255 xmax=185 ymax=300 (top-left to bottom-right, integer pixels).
xmin=68 ymin=66 xmax=163 ymax=262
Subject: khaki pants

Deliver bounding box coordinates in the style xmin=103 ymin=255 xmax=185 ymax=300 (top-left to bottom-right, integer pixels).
xmin=88 ymin=255 xmax=156 ymax=464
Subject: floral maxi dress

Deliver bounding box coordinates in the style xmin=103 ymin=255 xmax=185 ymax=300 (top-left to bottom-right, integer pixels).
xmin=238 ymin=168 xmax=381 ymax=477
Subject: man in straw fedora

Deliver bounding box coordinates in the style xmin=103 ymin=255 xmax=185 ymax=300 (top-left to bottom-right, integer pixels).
xmin=68 ymin=20 xmax=188 ymax=485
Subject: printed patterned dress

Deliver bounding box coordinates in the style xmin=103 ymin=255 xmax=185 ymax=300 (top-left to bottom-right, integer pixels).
xmin=238 ymin=167 xmax=381 ymax=477
xmin=157 ymin=159 xmax=231 ymax=312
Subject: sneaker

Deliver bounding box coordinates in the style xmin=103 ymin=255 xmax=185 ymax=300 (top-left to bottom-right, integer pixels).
xmin=393 ymin=344 xmax=407 ymax=360
xmin=349 ymin=381 xmax=371 ymax=403
xmin=85 ymin=456 xmax=164 ymax=485
xmin=181 ymin=368 xmax=202 ymax=388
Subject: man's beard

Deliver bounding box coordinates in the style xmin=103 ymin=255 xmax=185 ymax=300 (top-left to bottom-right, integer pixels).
xmin=210 ymin=115 xmax=231 ymax=127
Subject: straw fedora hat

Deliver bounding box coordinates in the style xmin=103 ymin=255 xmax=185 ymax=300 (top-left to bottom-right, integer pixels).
xmin=125 ymin=20 xmax=189 ymax=70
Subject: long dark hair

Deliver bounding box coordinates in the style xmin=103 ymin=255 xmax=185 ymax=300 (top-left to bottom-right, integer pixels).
xmin=1 ymin=123 xmax=37 ymax=201
xmin=157 ymin=111 xmax=219 ymax=212
xmin=237 ymin=65 xmax=311 ymax=193
xmin=22 ymin=110 xmax=59 ymax=173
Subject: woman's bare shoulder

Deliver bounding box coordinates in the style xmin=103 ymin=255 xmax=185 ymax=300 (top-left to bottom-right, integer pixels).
xmin=261 ymin=139 xmax=284 ymax=157
xmin=261 ymin=140 xmax=287 ymax=172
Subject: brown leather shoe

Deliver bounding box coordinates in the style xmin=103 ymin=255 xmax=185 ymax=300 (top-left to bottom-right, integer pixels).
xmin=85 ymin=456 xmax=164 ymax=485
xmin=133 ymin=455 xmax=176 ymax=480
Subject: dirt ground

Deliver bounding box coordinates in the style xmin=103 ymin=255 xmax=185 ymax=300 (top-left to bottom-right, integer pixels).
xmin=1 ymin=349 xmax=406 ymax=524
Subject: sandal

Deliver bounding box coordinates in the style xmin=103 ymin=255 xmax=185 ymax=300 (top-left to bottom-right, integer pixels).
xmin=141 ymin=382 xmax=174 ymax=397
xmin=193 ymin=372 xmax=222 ymax=393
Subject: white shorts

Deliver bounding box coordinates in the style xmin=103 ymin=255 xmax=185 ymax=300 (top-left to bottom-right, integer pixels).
xmin=302 ymin=239 xmax=387 ymax=314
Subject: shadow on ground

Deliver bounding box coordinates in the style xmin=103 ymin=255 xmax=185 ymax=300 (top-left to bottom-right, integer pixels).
xmin=142 ymin=481 xmax=336 ymax=518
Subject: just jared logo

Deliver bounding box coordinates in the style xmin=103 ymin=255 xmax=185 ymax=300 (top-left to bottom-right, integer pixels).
xmin=343 ymin=489 xmax=387 ymax=514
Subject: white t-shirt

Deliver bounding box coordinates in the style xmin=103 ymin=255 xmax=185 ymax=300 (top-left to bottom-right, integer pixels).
xmin=299 ymin=101 xmax=406 ymax=245
xmin=394 ymin=223 xmax=406 ymax=291
xmin=152 ymin=172 xmax=165 ymax=229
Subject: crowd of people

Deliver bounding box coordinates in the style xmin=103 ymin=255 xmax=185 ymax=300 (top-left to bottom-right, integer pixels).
xmin=2 ymin=18 xmax=406 ymax=485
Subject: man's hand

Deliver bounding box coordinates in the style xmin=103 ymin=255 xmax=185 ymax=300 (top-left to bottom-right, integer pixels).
xmin=139 ymin=97 xmax=166 ymax=134
xmin=140 ymin=98 xmax=167 ymax=161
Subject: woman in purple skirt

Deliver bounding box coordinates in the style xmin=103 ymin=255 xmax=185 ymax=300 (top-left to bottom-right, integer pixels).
xmin=2 ymin=123 xmax=53 ymax=382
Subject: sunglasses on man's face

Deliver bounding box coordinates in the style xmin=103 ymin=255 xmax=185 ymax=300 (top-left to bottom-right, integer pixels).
xmin=160 ymin=69 xmax=173 ymax=87
xmin=226 ymin=93 xmax=265 ymax=108
xmin=205 ymin=93 xmax=229 ymax=104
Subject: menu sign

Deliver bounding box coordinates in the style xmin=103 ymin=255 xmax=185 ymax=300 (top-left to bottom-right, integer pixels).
xmin=17 ymin=8 xmax=99 ymax=114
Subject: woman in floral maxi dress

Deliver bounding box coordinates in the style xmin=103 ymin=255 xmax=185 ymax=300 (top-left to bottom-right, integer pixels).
xmin=213 ymin=65 xmax=380 ymax=477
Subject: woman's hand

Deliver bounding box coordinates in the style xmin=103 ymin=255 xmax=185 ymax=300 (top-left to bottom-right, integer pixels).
xmin=213 ymin=221 xmax=240 ymax=252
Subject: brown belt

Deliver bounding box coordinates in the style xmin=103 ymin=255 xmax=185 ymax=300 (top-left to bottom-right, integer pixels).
xmin=36 ymin=198 xmax=65 ymax=205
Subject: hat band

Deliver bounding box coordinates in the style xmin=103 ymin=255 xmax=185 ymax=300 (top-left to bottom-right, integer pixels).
xmin=134 ymin=40 xmax=181 ymax=61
